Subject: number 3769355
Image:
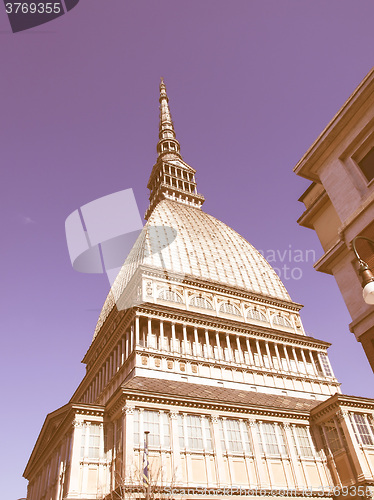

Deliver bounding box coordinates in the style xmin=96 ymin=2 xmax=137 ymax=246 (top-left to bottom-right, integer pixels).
xmin=5 ymin=2 xmax=62 ymax=14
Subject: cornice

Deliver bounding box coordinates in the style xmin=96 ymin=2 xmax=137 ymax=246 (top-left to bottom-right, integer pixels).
xmin=310 ymin=394 xmax=374 ymax=422
xmin=294 ymin=67 xmax=374 ymax=181
xmin=297 ymin=191 xmax=330 ymax=229
xmin=24 ymin=402 xmax=104 ymax=480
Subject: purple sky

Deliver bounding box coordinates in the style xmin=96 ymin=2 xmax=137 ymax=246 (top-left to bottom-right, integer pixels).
xmin=2 ymin=1 xmax=374 ymax=498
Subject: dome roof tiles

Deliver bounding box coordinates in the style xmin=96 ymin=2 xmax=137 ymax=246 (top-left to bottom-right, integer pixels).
xmin=93 ymin=199 xmax=291 ymax=338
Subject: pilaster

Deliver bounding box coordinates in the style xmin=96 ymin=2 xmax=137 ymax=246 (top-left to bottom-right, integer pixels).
xmin=65 ymin=419 xmax=83 ymax=498
xmin=122 ymin=404 xmax=135 ymax=481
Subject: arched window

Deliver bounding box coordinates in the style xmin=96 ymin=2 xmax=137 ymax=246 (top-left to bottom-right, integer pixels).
xmin=247 ymin=309 xmax=268 ymax=323
xmin=272 ymin=315 xmax=292 ymax=328
xmin=219 ymin=302 xmax=241 ymax=316
xmin=158 ymin=289 xmax=183 ymax=304
xmin=190 ymin=296 xmax=214 ymax=310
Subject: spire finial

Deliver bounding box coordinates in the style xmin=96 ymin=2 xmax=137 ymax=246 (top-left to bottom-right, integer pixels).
xmin=157 ymin=78 xmax=181 ymax=160
xmin=144 ymin=79 xmax=205 ymax=220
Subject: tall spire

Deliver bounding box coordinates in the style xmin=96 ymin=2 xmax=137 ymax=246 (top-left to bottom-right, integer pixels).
xmin=145 ymin=79 xmax=205 ymax=220
xmin=156 ymin=78 xmax=181 ymax=160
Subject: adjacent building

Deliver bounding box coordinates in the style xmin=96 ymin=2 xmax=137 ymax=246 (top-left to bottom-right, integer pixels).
xmin=294 ymin=67 xmax=374 ymax=371
xmin=24 ymin=80 xmax=374 ymax=500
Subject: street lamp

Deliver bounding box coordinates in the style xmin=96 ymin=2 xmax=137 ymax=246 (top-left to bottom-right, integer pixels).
xmin=352 ymin=236 xmax=374 ymax=304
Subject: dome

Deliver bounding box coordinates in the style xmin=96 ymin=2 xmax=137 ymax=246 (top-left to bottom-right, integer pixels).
xmin=94 ymin=199 xmax=291 ymax=337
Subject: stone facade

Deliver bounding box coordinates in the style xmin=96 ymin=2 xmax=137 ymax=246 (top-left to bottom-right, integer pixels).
xmin=294 ymin=67 xmax=374 ymax=371
xmin=24 ymin=80 xmax=374 ymax=500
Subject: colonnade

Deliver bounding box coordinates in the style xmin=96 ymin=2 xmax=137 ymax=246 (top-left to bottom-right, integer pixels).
xmin=82 ymin=315 xmax=335 ymax=405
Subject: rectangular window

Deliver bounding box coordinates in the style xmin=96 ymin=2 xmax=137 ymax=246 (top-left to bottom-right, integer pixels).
xmin=88 ymin=423 xmax=101 ymax=459
xmin=351 ymin=413 xmax=374 ymax=446
xmin=79 ymin=424 xmax=101 ymax=459
xmin=319 ymin=354 xmax=332 ymax=377
xmin=133 ymin=410 xmax=170 ymax=448
xmin=161 ymin=412 xmax=171 ymax=447
xmin=178 ymin=414 xmax=212 ymax=451
xmin=80 ymin=427 xmax=86 ymax=458
xmin=258 ymin=422 xmax=287 ymax=456
xmin=358 ymin=147 xmax=374 ymax=182
xmin=294 ymin=426 xmax=314 ymax=457
xmin=262 ymin=423 xmax=280 ymax=455
xmin=225 ymin=419 xmax=242 ymax=452
xmin=220 ymin=419 xmax=251 ymax=454
xmin=324 ymin=422 xmax=343 ymax=453
xmin=186 ymin=414 xmax=204 ymax=449
xmin=143 ymin=410 xmax=160 ymax=446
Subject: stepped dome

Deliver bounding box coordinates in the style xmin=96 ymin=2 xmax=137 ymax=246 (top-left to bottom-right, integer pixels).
xmin=93 ymin=80 xmax=291 ymax=338
xmin=94 ymin=198 xmax=291 ymax=337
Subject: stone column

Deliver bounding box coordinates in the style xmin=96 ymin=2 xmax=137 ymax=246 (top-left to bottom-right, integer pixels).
xmin=300 ymin=349 xmax=309 ymax=374
xmin=130 ymin=324 xmax=134 ymax=353
xmin=215 ymin=332 xmax=222 ymax=360
xmin=274 ymin=343 xmax=282 ymax=370
xmin=255 ymin=340 xmax=264 ymax=366
xmin=159 ymin=320 xmax=164 ymax=351
xmin=308 ymin=351 xmax=318 ymax=376
xmin=122 ymin=336 xmax=126 ymax=365
xmin=210 ymin=414 xmax=225 ymax=486
xmin=283 ymin=346 xmax=292 ymax=372
xmin=183 ymin=324 xmax=188 ymax=354
xmin=225 ymin=334 xmax=232 ymax=362
xmin=248 ymin=419 xmax=267 ymax=487
xmin=171 ymin=323 xmax=177 ymax=353
xmin=135 ymin=317 xmax=140 ymax=346
xmin=265 ymin=341 xmax=273 ymax=368
xmin=245 ymin=338 xmax=254 ymax=365
xmin=194 ymin=327 xmax=199 ymax=356
xmin=170 ymin=411 xmax=182 ymax=483
xmin=236 ymin=336 xmax=244 ymax=363
xmin=283 ymin=423 xmax=303 ymax=488
xmin=205 ymin=330 xmax=211 ymax=358
xmin=291 ymin=347 xmax=300 ymax=373
xmin=147 ymin=318 xmax=152 ymax=348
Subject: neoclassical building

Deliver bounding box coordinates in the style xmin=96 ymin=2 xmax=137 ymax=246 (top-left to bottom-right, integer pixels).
xmin=294 ymin=67 xmax=374 ymax=371
xmin=24 ymin=81 xmax=374 ymax=500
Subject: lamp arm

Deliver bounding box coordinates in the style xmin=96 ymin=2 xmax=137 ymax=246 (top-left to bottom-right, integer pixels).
xmin=351 ymin=236 xmax=374 ymax=263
